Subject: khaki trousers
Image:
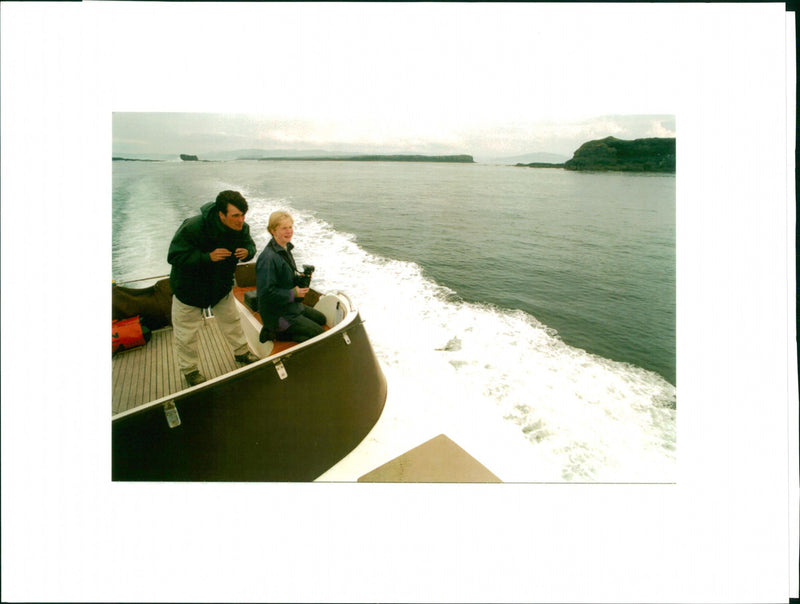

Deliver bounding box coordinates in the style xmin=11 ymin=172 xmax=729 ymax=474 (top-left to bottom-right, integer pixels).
xmin=171 ymin=292 xmax=249 ymax=375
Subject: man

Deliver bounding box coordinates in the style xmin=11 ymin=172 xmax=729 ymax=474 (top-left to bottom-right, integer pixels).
xmin=168 ymin=190 xmax=260 ymax=386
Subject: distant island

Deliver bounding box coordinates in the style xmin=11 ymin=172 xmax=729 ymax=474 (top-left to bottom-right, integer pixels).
xmin=249 ymin=154 xmax=474 ymax=163
xmin=514 ymin=162 xmax=565 ymax=168
xmin=112 ymin=152 xmax=474 ymax=164
xmin=113 ymin=138 xmax=676 ymax=171
xmin=112 ymin=157 xmax=163 ymax=162
xmin=517 ymin=136 xmax=675 ymax=172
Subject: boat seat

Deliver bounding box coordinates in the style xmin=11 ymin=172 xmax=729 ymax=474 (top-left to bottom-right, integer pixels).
xmin=243 ymin=289 xmax=258 ymax=311
xmin=234 ymin=262 xmax=257 ymax=287
xmin=112 ymin=278 xmax=173 ymax=329
xmin=232 ymin=286 xmax=329 ymax=357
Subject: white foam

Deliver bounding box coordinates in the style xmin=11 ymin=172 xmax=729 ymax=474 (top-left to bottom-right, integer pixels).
xmin=248 ymin=199 xmax=676 ymax=482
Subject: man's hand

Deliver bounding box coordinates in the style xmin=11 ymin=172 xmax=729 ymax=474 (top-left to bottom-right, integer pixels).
xmin=294 ymin=286 xmax=310 ymax=299
xmin=234 ymin=248 xmax=249 ymax=260
xmin=209 ymin=248 xmax=233 ymax=262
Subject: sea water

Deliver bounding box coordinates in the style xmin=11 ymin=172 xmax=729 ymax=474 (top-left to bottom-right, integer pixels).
xmin=112 ymin=160 xmax=676 ymax=482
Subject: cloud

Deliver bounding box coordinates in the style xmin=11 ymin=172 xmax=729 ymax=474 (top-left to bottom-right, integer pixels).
xmin=647 ymin=120 xmax=678 ymax=138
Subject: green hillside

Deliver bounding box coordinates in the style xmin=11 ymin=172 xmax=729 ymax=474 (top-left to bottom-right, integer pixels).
xmin=563 ymin=137 xmax=675 ymax=172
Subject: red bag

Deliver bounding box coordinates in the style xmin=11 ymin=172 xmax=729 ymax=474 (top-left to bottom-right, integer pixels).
xmin=112 ymin=316 xmax=151 ymax=355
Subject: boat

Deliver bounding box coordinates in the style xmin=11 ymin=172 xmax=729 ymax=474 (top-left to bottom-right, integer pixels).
xmin=111 ymin=262 xmax=388 ymax=482
xmin=112 ymin=261 xmax=505 ymax=482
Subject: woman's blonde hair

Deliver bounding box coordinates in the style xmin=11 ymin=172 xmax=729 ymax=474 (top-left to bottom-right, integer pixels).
xmin=268 ymin=211 xmax=293 ymax=234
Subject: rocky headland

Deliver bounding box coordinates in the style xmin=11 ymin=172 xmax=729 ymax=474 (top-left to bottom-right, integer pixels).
xmin=565 ymin=136 xmax=675 ymax=172
xmin=517 ymin=136 xmax=676 ymax=172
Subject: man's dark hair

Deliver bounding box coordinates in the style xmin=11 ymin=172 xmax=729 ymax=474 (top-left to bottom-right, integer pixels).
xmin=215 ymin=190 xmax=248 ymax=215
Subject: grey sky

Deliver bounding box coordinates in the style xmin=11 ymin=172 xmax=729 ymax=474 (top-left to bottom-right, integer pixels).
xmin=112 ymin=112 xmax=676 ymax=161
xmin=103 ymin=3 xmax=689 ymax=162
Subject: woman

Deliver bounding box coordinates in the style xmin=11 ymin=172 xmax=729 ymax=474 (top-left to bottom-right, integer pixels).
xmin=255 ymin=211 xmax=327 ymax=343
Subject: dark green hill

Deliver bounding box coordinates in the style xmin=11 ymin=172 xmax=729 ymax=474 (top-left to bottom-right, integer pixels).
xmin=564 ymin=136 xmax=675 ymax=172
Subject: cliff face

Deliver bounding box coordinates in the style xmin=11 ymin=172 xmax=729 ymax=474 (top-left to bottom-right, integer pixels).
xmin=564 ymin=137 xmax=675 ymax=172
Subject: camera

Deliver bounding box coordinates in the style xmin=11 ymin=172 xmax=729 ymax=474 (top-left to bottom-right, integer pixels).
xmin=294 ymin=264 xmax=315 ymax=288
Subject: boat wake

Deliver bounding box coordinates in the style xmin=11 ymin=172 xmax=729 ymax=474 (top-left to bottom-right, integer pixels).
xmin=245 ymin=197 xmax=677 ymax=482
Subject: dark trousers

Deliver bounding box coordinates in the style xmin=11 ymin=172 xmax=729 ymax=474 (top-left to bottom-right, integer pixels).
xmin=277 ymin=306 xmax=327 ymax=342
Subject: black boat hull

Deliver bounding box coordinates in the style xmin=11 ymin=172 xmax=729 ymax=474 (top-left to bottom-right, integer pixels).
xmin=112 ymin=314 xmax=386 ymax=482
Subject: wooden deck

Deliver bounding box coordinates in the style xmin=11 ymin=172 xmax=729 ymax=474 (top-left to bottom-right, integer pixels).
xmin=112 ymin=284 xmax=320 ymax=416
xmin=112 ymin=317 xmax=239 ymax=415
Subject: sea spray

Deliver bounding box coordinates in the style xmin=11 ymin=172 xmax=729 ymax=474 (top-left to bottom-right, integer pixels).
xmin=246 ymin=198 xmax=676 ymax=482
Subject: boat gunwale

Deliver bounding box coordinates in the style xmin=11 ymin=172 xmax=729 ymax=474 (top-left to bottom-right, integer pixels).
xmin=111 ymin=290 xmax=360 ymax=422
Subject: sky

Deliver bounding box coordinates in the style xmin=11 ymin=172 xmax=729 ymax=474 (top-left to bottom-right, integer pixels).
xmin=100 ymin=2 xmax=690 ymax=162
xmin=1 ymin=3 xmax=796 ymax=603
xmin=111 ymin=112 xmax=676 ymax=161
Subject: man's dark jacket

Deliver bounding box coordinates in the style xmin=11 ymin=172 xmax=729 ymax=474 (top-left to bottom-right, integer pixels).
xmin=168 ymin=202 xmax=256 ymax=308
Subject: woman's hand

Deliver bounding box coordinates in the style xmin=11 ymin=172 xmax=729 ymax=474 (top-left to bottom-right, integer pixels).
xmin=294 ymin=286 xmax=310 ymax=298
